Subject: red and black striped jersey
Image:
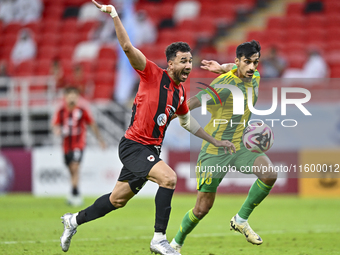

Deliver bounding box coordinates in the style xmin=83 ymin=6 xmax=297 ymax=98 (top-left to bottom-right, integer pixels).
xmin=125 ymin=58 xmax=189 ymax=146
xmin=52 ymin=104 xmax=94 ymax=153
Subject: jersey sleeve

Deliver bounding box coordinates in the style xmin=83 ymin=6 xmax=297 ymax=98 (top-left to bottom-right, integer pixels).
xmin=195 ymin=74 xmax=232 ymax=105
xmin=135 ymin=58 xmax=161 ymax=83
xmin=176 ymin=88 xmax=189 ymax=115
xmin=83 ymin=108 xmax=94 ymax=124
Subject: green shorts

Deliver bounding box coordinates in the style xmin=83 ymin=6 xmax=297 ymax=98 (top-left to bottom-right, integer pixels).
xmin=195 ymin=143 xmax=266 ymax=193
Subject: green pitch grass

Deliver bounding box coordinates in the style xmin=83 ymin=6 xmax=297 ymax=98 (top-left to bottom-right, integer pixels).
xmin=1 ymin=194 xmax=339 ymax=255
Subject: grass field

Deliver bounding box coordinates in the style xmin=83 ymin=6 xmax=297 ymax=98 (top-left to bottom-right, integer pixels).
xmin=1 ymin=194 xmax=340 ymax=255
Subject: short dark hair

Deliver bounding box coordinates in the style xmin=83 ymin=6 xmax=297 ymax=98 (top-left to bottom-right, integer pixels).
xmin=236 ymin=40 xmax=261 ymax=59
xmin=64 ymin=87 xmax=79 ymax=94
xmin=165 ymin=42 xmax=191 ymax=62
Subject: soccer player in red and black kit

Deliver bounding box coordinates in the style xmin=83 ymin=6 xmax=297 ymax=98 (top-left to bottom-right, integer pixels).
xmin=52 ymin=87 xmax=106 ymax=206
xmin=59 ymin=1 xmax=236 ymax=254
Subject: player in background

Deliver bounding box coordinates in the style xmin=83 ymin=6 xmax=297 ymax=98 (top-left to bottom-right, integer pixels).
xmin=59 ymin=1 xmax=236 ymax=255
xmin=52 ymin=87 xmax=106 ymax=206
xmin=170 ymin=41 xmax=277 ymax=252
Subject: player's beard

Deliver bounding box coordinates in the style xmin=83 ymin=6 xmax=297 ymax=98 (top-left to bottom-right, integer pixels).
xmin=174 ymin=69 xmax=190 ymax=82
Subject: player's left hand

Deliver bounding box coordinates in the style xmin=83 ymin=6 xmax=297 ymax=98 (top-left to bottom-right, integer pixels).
xmin=214 ymin=139 xmax=236 ymax=155
xmin=92 ymin=0 xmax=114 ymax=15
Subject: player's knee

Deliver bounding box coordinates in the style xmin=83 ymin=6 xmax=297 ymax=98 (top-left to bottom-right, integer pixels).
xmin=260 ymin=169 xmax=277 ymax=186
xmin=194 ymin=205 xmax=212 ymax=219
xmin=110 ymin=197 xmax=128 ymax=208
xmin=159 ymin=172 xmax=177 ymax=189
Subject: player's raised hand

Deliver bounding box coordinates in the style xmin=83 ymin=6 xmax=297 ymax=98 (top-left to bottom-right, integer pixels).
xmin=92 ymin=0 xmax=117 ymax=17
xmin=214 ymin=139 xmax=236 ymax=155
xmin=200 ymin=60 xmax=223 ymax=74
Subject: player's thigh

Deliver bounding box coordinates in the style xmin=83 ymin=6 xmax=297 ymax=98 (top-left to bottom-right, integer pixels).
xmin=109 ymin=181 xmax=136 ymax=208
xmin=196 ymin=153 xmax=228 ymax=193
xmin=119 ymin=137 xmax=161 ymax=179
xmin=147 ymin=161 xmax=177 ymax=188
xmin=233 ymin=145 xmax=266 ymax=175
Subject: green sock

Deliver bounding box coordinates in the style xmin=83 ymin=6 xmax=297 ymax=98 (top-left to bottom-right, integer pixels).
xmin=174 ymin=208 xmax=200 ymax=245
xmin=237 ymin=179 xmax=273 ymax=220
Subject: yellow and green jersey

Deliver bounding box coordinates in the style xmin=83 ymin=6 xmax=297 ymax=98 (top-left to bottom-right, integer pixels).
xmin=195 ymin=66 xmax=260 ymax=155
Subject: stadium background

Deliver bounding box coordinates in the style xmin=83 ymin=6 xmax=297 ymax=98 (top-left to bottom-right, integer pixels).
xmin=1 ymin=0 xmax=340 ymax=254
xmin=0 ymin=0 xmax=339 ymax=197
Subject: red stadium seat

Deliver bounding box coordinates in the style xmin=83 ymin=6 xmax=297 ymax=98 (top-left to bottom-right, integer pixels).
xmin=94 ymin=71 xmax=115 ymax=85
xmin=247 ymin=31 xmax=266 ymax=43
xmin=325 ymin=28 xmax=340 ymax=42
xmin=0 ymin=46 xmax=14 ymax=61
xmin=15 ymin=60 xmax=35 ymax=76
xmin=284 ymin=29 xmax=306 ymax=44
xmin=35 ymin=59 xmax=52 ymax=75
xmin=305 ymin=15 xmax=326 ymax=30
xmin=93 ymin=83 xmax=114 ymax=100
xmin=59 ymin=32 xmax=79 ymax=48
xmin=266 ymin=16 xmax=285 ymax=30
xmin=306 ymin=28 xmax=326 ymax=44
xmin=58 ymin=46 xmax=75 ymax=61
xmin=60 ymin=19 xmax=78 ymax=34
xmin=95 ymin=59 xmax=116 ymax=73
xmin=41 ymin=19 xmax=61 ymax=34
xmin=286 ymin=3 xmax=304 ymax=16
xmin=2 ymin=34 xmax=17 ymax=48
xmin=37 ymin=46 xmax=58 ymax=60
xmin=3 ymin=22 xmax=22 ymax=35
xmin=39 ymin=32 xmax=60 ymax=47
xmin=324 ymin=0 xmax=340 ymax=15
xmin=23 ymin=22 xmax=42 ymax=35
xmin=285 ymin=15 xmax=306 ymax=30
xmin=98 ymin=47 xmax=117 ymax=60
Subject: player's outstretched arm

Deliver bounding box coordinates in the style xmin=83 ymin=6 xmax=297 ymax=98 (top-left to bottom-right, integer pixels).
xmin=89 ymin=123 xmax=107 ymax=149
xmin=177 ymin=112 xmax=236 ymax=155
xmin=92 ymin=0 xmax=146 ymax=71
xmin=201 ymin=60 xmax=234 ymax=74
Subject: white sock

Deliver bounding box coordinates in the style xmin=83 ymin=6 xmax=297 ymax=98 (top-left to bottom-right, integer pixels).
xmin=235 ymin=213 xmax=247 ymax=224
xmin=153 ymin=232 xmax=166 ymax=242
xmin=71 ymin=213 xmax=79 ymax=227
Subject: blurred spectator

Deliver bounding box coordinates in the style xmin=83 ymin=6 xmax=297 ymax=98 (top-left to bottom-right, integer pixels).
xmin=14 ymin=0 xmax=43 ymax=24
xmin=88 ymin=15 xmax=116 ymax=43
xmin=261 ymin=47 xmax=287 ymax=78
xmin=11 ymin=28 xmax=37 ymax=66
xmin=283 ymin=50 xmax=328 ymax=79
xmin=50 ymin=59 xmax=66 ymax=91
xmin=0 ymin=0 xmax=15 ymax=24
xmin=0 ymin=61 xmax=10 ymax=93
xmin=134 ymin=10 xmax=157 ymax=46
xmin=67 ymin=64 xmax=94 ymax=99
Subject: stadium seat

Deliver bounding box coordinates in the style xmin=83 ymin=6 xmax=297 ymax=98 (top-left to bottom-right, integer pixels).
xmin=94 ymin=71 xmax=115 ymax=85
xmin=286 ymin=3 xmax=304 ymax=16
xmin=23 ymin=22 xmax=42 ymax=35
xmin=93 ymin=83 xmax=114 ymax=100
xmin=284 ymin=29 xmax=306 ymax=44
xmin=306 ymin=29 xmax=326 ymax=44
xmin=37 ymin=46 xmax=58 ymax=61
xmin=266 ymin=16 xmax=285 ymax=30
xmin=15 ymin=60 xmax=35 ymax=76
xmin=285 ymin=16 xmax=306 ymax=30
xmin=35 ymin=59 xmax=52 ymax=75
xmin=60 ymin=19 xmax=78 ymax=34
xmin=39 ymin=32 xmax=60 ymax=47
xmin=3 ymin=22 xmax=21 ymax=35
xmin=58 ymin=46 xmax=75 ymax=61
xmin=95 ymin=59 xmax=116 ymax=73
xmin=60 ymin=32 xmax=79 ymax=48
xmin=98 ymin=47 xmax=117 ymax=60
xmin=306 ymin=15 xmax=326 ymax=30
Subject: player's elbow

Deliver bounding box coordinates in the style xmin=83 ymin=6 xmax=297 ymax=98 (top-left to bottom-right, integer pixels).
xmin=121 ymin=42 xmax=133 ymax=53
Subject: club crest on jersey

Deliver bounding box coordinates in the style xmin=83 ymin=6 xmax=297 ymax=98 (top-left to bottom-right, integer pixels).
xmin=157 ymin=113 xmax=167 ymax=126
xmin=147 ymin=155 xmax=155 ymax=162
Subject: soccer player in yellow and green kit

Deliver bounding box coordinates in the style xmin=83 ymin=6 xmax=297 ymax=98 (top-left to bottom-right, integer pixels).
xmin=170 ymin=40 xmax=277 ymax=252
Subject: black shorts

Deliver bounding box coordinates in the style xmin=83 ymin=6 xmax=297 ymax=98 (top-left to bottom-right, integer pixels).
xmin=64 ymin=149 xmax=83 ymax=166
xmin=118 ymin=137 xmax=162 ymax=194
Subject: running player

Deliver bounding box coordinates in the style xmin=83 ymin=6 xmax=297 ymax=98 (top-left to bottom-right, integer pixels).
xmin=170 ymin=41 xmax=277 ymax=252
xmin=52 ymin=87 xmax=106 ymax=206
xmin=59 ymin=1 xmax=236 ymax=255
